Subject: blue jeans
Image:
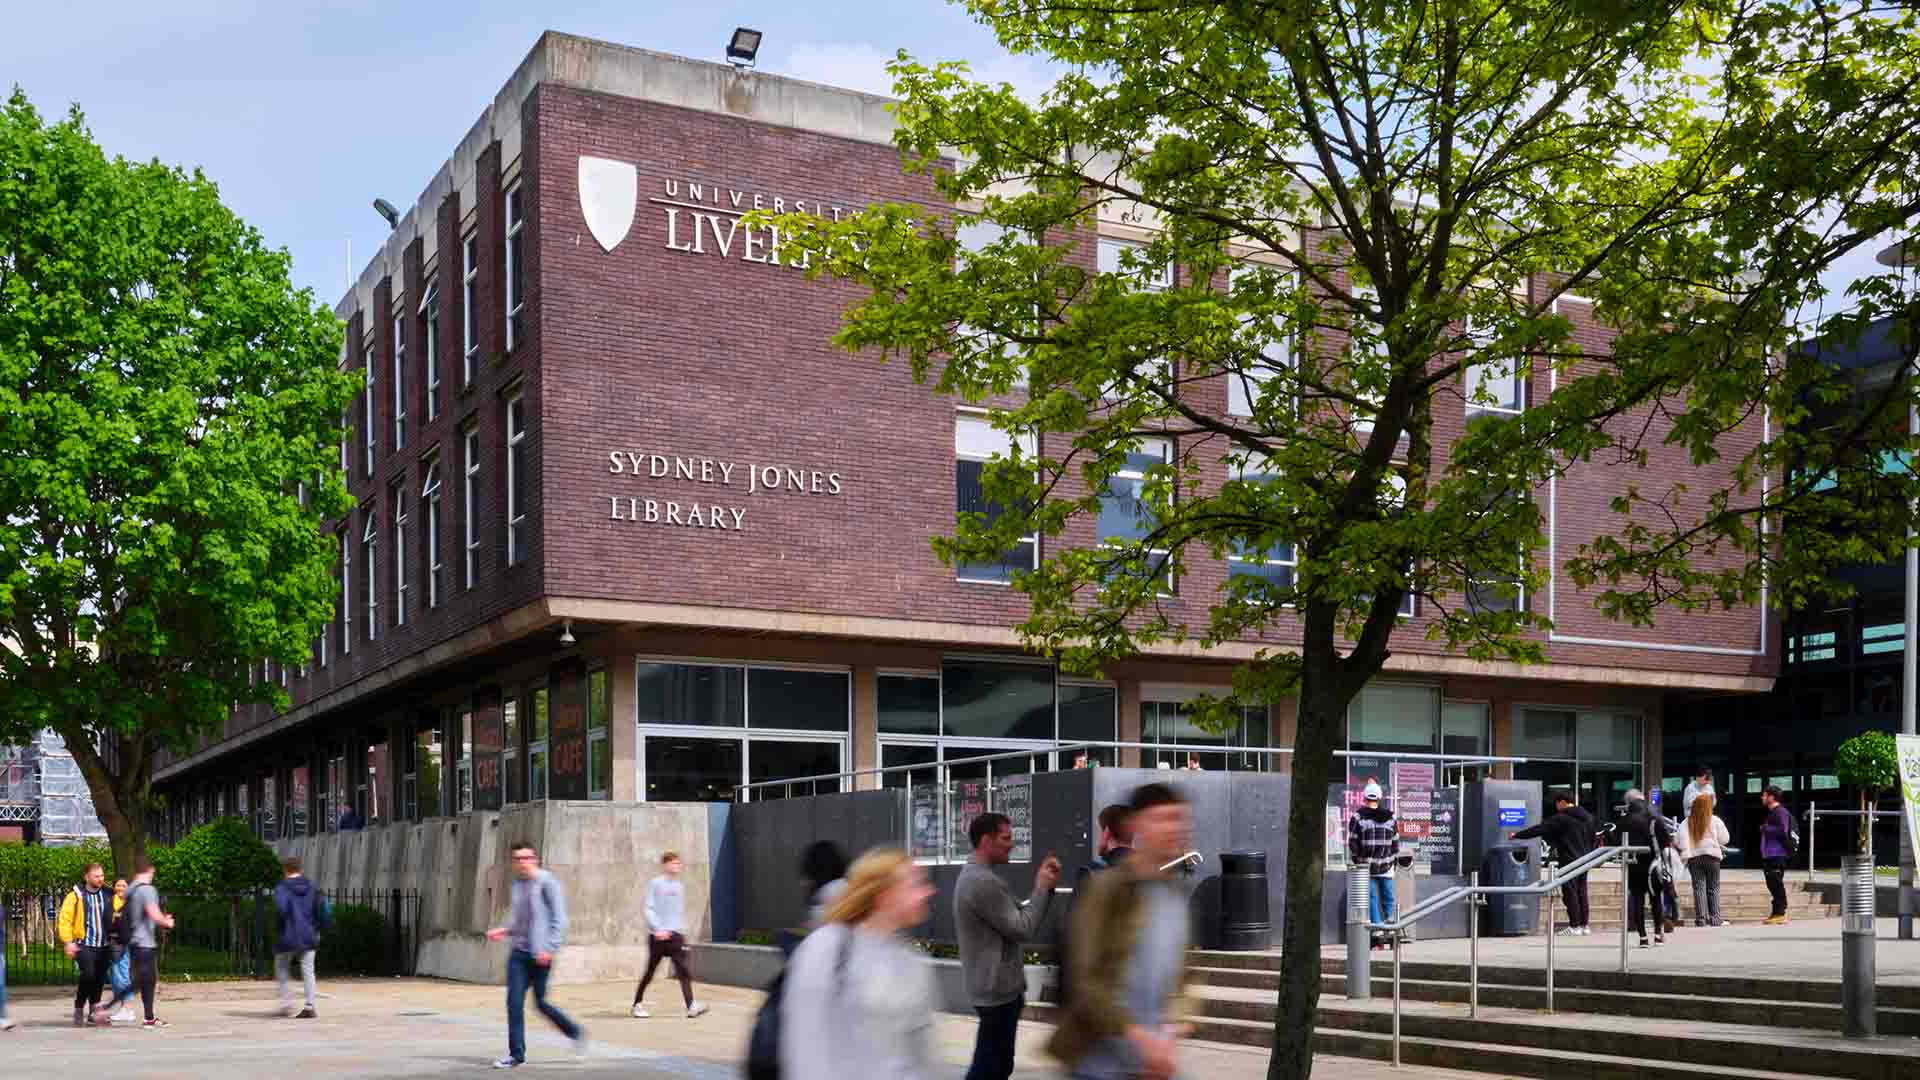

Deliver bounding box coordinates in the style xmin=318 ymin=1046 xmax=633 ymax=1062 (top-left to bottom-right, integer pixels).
xmin=0 ymin=938 xmax=9 ymax=1018
xmin=965 ymin=996 xmax=1024 ymax=1080
xmin=1369 ymin=874 xmax=1396 ymax=926
xmin=506 ymin=949 xmax=581 ymax=1063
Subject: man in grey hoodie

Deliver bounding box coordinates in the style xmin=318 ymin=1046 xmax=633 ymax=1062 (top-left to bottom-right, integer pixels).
xmin=956 ymin=812 xmax=1061 ymax=1080
xmin=632 ymin=851 xmax=706 ymax=1019
xmin=486 ymin=842 xmax=586 ymax=1069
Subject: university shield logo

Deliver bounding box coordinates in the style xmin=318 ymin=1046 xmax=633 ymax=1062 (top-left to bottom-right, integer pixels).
xmin=578 ymin=156 xmax=637 ymax=252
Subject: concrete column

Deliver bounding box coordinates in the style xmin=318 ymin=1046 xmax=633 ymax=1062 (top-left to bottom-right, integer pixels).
xmin=609 ymin=653 xmax=638 ymax=801
xmin=1119 ymin=679 xmax=1143 ymax=768
xmin=1490 ymin=698 xmax=1515 ymax=780
xmin=852 ymin=665 xmax=879 ymax=791
xmin=1273 ymin=697 xmax=1299 ymax=775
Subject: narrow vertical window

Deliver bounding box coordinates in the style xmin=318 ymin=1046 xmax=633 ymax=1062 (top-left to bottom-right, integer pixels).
xmin=364 ymin=346 xmax=377 ymax=475
xmin=461 ymin=232 xmax=479 ymax=385
xmin=392 ymin=480 xmax=410 ymax=626
xmin=506 ymin=390 xmax=528 ymax=565
xmin=422 ymin=457 xmax=443 ymax=608
xmin=420 ymin=281 xmax=441 ymax=422
xmin=362 ymin=504 xmax=379 ymax=643
xmin=339 ymin=530 xmax=351 ymax=656
xmin=392 ymin=315 xmax=407 ymax=450
xmin=587 ymin=668 xmax=609 ymax=799
xmin=529 ymin=686 xmax=549 ymax=800
xmin=505 ymin=184 xmax=525 ymax=352
xmin=463 ymin=424 xmax=480 ymax=588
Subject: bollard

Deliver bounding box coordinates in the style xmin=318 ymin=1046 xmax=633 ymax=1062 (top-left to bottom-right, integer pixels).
xmin=1347 ymin=871 xmax=1372 ymax=1000
xmin=1841 ymin=854 xmax=1877 ymax=1037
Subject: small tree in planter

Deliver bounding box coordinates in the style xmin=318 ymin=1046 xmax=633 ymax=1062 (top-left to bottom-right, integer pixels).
xmin=1835 ymin=731 xmax=1899 ymax=861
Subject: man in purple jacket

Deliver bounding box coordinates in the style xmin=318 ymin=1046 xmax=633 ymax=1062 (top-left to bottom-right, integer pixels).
xmin=1758 ymin=786 xmax=1793 ymax=923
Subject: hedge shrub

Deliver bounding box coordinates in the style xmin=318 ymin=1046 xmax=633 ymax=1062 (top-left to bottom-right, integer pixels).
xmin=313 ymin=903 xmax=390 ymax=975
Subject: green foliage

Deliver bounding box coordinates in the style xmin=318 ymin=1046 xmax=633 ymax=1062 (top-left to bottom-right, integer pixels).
xmin=751 ymin=4 xmax=1920 ymax=1076
xmin=1836 ymin=731 xmax=1900 ymax=855
xmin=0 ymin=840 xmax=115 ymax=894
xmin=0 ymin=88 xmax=361 ymax=869
xmin=313 ymin=903 xmax=390 ymax=975
xmin=154 ymin=816 xmax=281 ymax=895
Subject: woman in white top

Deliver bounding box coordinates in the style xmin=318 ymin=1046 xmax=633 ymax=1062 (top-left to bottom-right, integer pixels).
xmin=1682 ymin=793 xmax=1733 ymax=927
xmin=779 ymin=848 xmax=937 ymax=1080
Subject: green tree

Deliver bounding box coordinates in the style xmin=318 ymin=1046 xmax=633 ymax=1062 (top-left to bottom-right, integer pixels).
xmin=1834 ymin=731 xmax=1899 ymax=858
xmin=151 ymin=816 xmax=281 ymax=895
xmin=760 ymin=3 xmax=1920 ymax=1075
xmin=0 ymin=91 xmax=358 ymax=877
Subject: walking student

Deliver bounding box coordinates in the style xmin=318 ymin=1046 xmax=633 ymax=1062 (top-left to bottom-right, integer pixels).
xmin=1348 ymin=782 xmax=1399 ymax=948
xmin=97 ymin=877 xmax=133 ymax=1023
xmin=779 ymin=848 xmax=938 ymax=1080
xmin=486 ymin=841 xmax=587 ymax=1069
xmin=1512 ymin=790 xmax=1599 ymax=935
xmin=632 ymin=851 xmax=707 ymax=1019
xmin=123 ymin=860 xmax=175 ymax=1028
xmin=274 ymin=857 xmax=330 ymax=1017
xmin=1759 ymin=785 xmax=1794 ymax=924
xmin=58 ymin=862 xmax=113 ymax=1027
xmin=955 ymin=812 xmax=1061 ymax=1080
xmin=1616 ymin=790 xmax=1674 ymax=948
xmin=1049 ymin=782 xmax=1196 ymax=1080
xmin=1681 ymin=792 xmax=1732 ymax=927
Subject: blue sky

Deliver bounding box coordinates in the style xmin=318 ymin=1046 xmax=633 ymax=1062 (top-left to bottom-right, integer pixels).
xmin=6 ymin=2 xmax=1052 ymax=303
xmin=5 ymin=3 xmax=1888 ymax=317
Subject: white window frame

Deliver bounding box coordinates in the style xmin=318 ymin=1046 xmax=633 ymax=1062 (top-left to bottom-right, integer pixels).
xmin=422 ymin=457 xmax=443 ymax=609
xmin=339 ymin=530 xmax=351 ymax=657
xmin=363 ymin=346 xmax=377 ymax=475
xmin=1350 ymin=285 xmax=1388 ymax=435
xmin=1466 ymin=477 xmax=1528 ymax=614
xmin=954 ymin=411 xmax=1038 ymax=584
xmin=361 ymin=505 xmax=378 ymax=642
xmin=528 ymin=685 xmax=549 ymax=801
xmin=1228 ymin=264 xmax=1293 ymax=418
xmin=1224 ymin=460 xmax=1297 ymax=592
xmin=392 ymin=480 xmax=409 ymax=626
xmin=1099 ymin=436 xmax=1175 ymax=593
xmin=632 ymin=656 xmax=855 ymax=804
xmin=1464 ymin=352 xmax=1525 ymax=415
xmin=1098 ymin=238 xmax=1172 ymax=393
xmin=419 ymin=281 xmax=441 ymax=422
xmin=587 ymin=666 xmax=609 ymax=800
xmin=462 ymin=425 xmax=480 ymax=588
xmin=954 ymin=218 xmax=1031 ymax=388
xmin=505 ymin=183 xmax=524 ymax=353
xmin=392 ymin=314 xmax=407 ymax=450
xmin=456 ymin=708 xmax=474 ymax=814
xmin=461 ymin=231 xmax=479 ymax=385
xmin=1380 ymin=473 xmax=1417 ymax=618
xmin=506 ymin=389 xmax=527 ymax=565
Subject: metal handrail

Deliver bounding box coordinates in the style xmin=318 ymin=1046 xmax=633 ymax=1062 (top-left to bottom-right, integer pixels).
xmin=1806 ymin=804 xmax=1905 ymax=880
xmin=1361 ymin=843 xmax=1649 ymax=1068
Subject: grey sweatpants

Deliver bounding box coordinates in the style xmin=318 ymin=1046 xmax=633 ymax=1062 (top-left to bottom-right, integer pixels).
xmin=275 ymin=949 xmax=317 ymax=1009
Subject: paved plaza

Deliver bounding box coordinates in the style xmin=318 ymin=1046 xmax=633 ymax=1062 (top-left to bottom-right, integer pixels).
xmin=0 ymin=973 xmax=1486 ymax=1080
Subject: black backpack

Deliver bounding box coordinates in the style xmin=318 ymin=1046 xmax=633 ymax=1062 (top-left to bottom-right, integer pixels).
xmin=744 ymin=923 xmax=853 ymax=1080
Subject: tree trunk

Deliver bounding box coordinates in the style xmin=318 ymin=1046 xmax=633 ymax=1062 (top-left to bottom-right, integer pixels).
xmin=1267 ymin=657 xmax=1349 ymax=1080
xmin=59 ymin=725 xmax=150 ymax=875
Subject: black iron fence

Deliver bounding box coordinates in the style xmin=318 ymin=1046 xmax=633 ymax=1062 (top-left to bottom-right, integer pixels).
xmin=1 ymin=887 xmax=419 ymax=987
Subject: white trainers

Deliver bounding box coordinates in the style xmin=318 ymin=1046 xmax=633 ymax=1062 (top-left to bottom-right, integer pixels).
xmin=687 ymin=1003 xmax=709 ymax=1019
xmin=0 ymin=1017 xmax=16 ymax=1031
xmin=112 ymin=1009 xmax=134 ymax=1023
xmin=1557 ymin=927 xmax=1580 ymax=936
xmin=631 ymin=1004 xmax=650 ymax=1018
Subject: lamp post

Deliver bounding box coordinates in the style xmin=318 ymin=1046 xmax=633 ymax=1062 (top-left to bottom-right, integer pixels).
xmin=1881 ymin=238 xmax=1918 ymax=942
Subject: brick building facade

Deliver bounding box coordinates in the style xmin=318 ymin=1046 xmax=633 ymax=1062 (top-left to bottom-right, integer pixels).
xmin=152 ymin=32 xmax=1775 ymax=849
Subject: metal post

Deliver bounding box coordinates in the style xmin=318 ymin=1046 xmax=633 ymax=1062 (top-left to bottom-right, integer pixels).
xmin=1842 ymin=854 xmax=1877 ymax=1036
xmin=1468 ymin=871 xmax=1480 ymax=1018
xmin=1906 ymin=395 xmax=1917 ymax=939
xmin=1392 ymin=929 xmax=1403 ymax=1069
xmin=1619 ymin=847 xmax=1630 ymax=975
xmin=1346 ymin=872 xmax=1372 ymax=1000
xmin=1809 ymin=805 xmax=1818 ymax=883
xmin=1544 ymin=859 xmax=1557 ymax=1014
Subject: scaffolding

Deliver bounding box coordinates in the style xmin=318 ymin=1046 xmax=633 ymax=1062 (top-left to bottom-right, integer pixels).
xmin=0 ymin=730 xmax=107 ymax=842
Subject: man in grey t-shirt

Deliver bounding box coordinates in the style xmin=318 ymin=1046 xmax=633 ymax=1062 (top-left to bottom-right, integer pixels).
xmin=955 ymin=812 xmax=1060 ymax=1080
xmin=122 ymin=862 xmax=174 ymax=1028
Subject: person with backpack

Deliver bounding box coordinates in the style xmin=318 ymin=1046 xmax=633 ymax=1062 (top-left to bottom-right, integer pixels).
xmin=1056 ymin=805 xmax=1134 ymax=1016
xmin=778 ymin=847 xmax=937 ymax=1080
xmin=273 ymin=856 xmax=330 ymax=1018
xmin=1511 ymin=790 xmax=1599 ymax=935
xmin=1615 ymin=790 xmax=1674 ymax=948
xmin=1759 ymin=785 xmax=1796 ymax=923
xmin=1048 ymin=782 xmax=1196 ymax=1080
xmin=123 ymin=859 xmax=176 ymax=1029
xmin=485 ymin=840 xmax=587 ymax=1069
xmin=57 ymin=862 xmax=114 ymax=1027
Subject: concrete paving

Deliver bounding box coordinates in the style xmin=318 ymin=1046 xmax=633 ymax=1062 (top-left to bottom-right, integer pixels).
xmin=1324 ymin=914 xmax=1920 ymax=986
xmin=0 ymin=976 xmax=1494 ymax=1079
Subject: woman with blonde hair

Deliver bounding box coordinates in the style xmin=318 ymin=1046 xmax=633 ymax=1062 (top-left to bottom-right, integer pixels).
xmin=779 ymin=847 xmax=937 ymax=1080
xmin=1682 ymin=792 xmax=1732 ymax=927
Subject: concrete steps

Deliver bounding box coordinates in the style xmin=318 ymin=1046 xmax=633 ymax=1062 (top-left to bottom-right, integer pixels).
xmin=1534 ymin=878 xmax=1835 ymax=929
xmin=1032 ymin=951 xmax=1920 ymax=1079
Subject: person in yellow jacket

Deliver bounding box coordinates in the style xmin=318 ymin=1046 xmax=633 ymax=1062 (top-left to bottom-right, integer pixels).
xmin=56 ymin=863 xmax=121 ymax=1027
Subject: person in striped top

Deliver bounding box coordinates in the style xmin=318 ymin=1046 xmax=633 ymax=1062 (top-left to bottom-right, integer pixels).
xmin=57 ymin=863 xmax=113 ymax=1026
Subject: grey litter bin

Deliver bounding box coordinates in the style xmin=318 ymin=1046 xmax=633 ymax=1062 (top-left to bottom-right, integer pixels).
xmin=1481 ymin=842 xmax=1536 ymax=936
xmin=1218 ymin=850 xmax=1271 ymax=951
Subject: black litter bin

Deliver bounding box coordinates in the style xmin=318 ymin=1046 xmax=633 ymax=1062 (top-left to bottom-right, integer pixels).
xmin=1218 ymin=850 xmax=1271 ymax=951
xmin=1480 ymin=842 xmax=1536 ymax=936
